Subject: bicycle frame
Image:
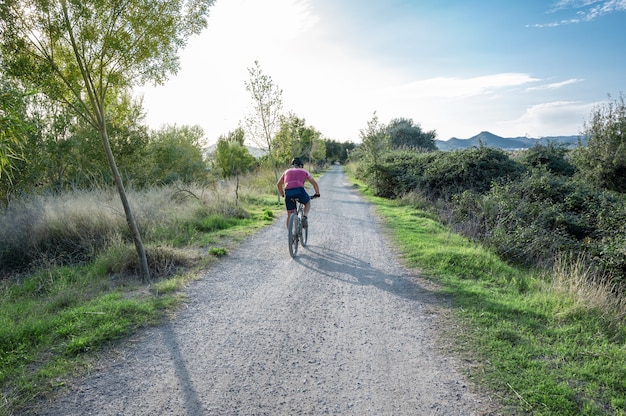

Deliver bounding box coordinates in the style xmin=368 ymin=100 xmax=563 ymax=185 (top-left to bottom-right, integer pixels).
xmin=287 ymin=198 xmax=308 ymax=258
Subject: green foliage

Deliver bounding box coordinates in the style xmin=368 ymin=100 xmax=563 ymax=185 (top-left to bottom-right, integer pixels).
xmin=358 ymin=112 xmax=390 ymax=194
xmin=0 ymin=263 xmax=175 ymax=411
xmin=1 ymin=0 xmax=217 ymax=279
xmin=572 ymin=94 xmax=626 ymax=192
xmin=208 ymin=247 xmax=227 ymax=257
xmin=244 ymin=60 xmax=283 ymax=181
xmin=355 ymin=128 xmax=626 ymax=287
xmin=214 ymin=129 xmax=256 ymax=179
xmin=386 ymin=117 xmax=437 ymax=151
xmin=213 ymin=128 xmax=256 ymax=205
xmin=361 ymin=192 xmax=626 ymax=415
xmin=273 ymin=114 xmax=321 ymax=164
xmin=0 ymin=168 xmax=279 ymax=414
xmin=517 ymin=143 xmax=576 ymax=177
xmin=0 ymin=79 xmax=27 ymax=184
xmin=421 ymin=147 xmax=524 ymax=197
xmin=324 ymin=139 xmax=355 ymax=164
xmin=370 ymin=147 xmax=524 ymax=199
xmin=262 ymin=209 xmax=274 ymax=220
xmin=148 ymin=125 xmax=208 ymax=184
xmin=451 ymin=170 xmax=626 ymax=285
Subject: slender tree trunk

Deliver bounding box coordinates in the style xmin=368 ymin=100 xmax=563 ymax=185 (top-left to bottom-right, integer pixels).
xmin=100 ymin=127 xmax=150 ymax=280
xmin=235 ymin=173 xmax=239 ymax=206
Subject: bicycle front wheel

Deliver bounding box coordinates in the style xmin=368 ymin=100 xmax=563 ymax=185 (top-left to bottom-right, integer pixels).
xmin=288 ymin=212 xmax=299 ymax=257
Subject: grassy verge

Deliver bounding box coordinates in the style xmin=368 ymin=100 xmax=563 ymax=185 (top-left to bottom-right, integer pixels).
xmin=349 ymin=178 xmax=626 ymax=415
xmin=0 ymin=175 xmax=281 ymax=415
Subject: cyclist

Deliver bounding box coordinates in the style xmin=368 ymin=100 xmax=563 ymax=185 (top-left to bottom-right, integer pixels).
xmin=277 ymin=157 xmax=320 ymax=229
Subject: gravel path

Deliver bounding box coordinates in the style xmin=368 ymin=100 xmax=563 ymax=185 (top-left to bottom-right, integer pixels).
xmin=33 ymin=165 xmax=498 ymax=415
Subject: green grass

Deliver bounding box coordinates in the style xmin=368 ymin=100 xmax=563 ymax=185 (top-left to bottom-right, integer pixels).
xmin=362 ymin=192 xmax=626 ymax=415
xmin=0 ymin=265 xmax=177 ymax=413
xmin=0 ymin=174 xmax=282 ymax=415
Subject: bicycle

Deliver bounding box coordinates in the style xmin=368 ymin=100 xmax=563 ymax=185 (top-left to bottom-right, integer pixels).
xmin=287 ymin=194 xmax=318 ymax=258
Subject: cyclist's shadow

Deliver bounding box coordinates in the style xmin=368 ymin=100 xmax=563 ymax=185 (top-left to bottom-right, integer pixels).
xmin=294 ymin=245 xmax=425 ymax=301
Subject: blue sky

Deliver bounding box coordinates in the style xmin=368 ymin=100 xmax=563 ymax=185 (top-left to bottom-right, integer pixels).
xmin=138 ymin=0 xmax=626 ymax=143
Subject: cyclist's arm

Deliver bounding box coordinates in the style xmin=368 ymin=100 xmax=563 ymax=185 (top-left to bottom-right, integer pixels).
xmin=308 ymin=177 xmax=320 ymax=196
xmin=276 ymin=176 xmax=285 ymax=197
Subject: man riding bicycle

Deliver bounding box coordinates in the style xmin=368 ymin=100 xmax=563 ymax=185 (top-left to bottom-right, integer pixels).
xmin=277 ymin=157 xmax=320 ymax=229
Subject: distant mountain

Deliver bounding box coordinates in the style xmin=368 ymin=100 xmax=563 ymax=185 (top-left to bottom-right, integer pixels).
xmin=435 ymin=131 xmax=585 ymax=151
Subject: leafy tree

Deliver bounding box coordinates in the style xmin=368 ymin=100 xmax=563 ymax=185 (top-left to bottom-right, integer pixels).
xmin=573 ymin=94 xmax=626 ymax=192
xmin=310 ymin=136 xmax=326 ymax=166
xmin=359 ymin=112 xmax=390 ymax=194
xmin=273 ymin=114 xmax=306 ymax=164
xmin=244 ymin=60 xmax=283 ymax=197
xmin=324 ymin=139 xmax=355 ymax=164
xmin=0 ymin=0 xmax=215 ymax=279
xmin=148 ymin=125 xmax=207 ymax=185
xmin=214 ymin=127 xmax=255 ymax=204
xmin=387 ymin=117 xmax=437 ymax=151
xmin=273 ymin=113 xmax=322 ymax=168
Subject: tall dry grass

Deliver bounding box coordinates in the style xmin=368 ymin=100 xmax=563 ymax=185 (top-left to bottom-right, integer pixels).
xmin=0 ymin=168 xmax=276 ymax=275
xmin=551 ymin=254 xmax=626 ymax=325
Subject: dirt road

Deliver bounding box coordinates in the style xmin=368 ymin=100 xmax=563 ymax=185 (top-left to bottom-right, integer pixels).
xmin=35 ymin=165 xmax=497 ymax=415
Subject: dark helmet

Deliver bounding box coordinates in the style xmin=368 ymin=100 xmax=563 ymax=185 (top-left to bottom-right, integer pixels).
xmin=291 ymin=157 xmax=303 ymax=167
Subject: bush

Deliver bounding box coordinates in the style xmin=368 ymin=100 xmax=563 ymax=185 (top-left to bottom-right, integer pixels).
xmin=374 ymin=150 xmax=435 ymax=198
xmin=572 ymin=94 xmax=626 ymax=193
xmin=517 ymin=143 xmax=576 ymax=177
xmin=450 ymin=169 xmax=626 ymax=284
xmin=421 ymin=147 xmax=525 ymax=198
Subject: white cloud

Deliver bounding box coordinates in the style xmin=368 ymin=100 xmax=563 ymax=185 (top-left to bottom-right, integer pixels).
xmin=533 ymin=0 xmax=626 ymax=27
xmin=136 ymin=1 xmax=602 ymax=144
xmin=525 ymin=78 xmax=584 ymax=91
xmin=392 ymin=73 xmax=541 ymax=99
xmin=496 ymin=101 xmax=597 ymax=137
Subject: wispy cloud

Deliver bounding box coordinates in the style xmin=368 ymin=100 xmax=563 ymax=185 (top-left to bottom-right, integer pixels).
xmin=530 ymin=0 xmax=626 ymax=27
xmin=393 ymin=73 xmax=541 ymax=100
xmin=525 ymin=78 xmax=584 ymax=91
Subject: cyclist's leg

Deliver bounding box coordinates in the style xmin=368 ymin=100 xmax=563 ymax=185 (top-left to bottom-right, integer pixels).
xmin=284 ymin=189 xmax=298 ymax=228
xmin=286 ymin=209 xmax=295 ymax=228
xmin=293 ymin=188 xmax=311 ymax=217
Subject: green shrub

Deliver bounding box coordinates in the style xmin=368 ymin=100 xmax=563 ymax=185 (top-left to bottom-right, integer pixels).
xmin=421 ymin=147 xmax=525 ymax=198
xmin=208 ymin=247 xmax=227 ymax=257
xmin=451 ymin=169 xmax=626 ymax=285
xmin=371 ymin=147 xmax=525 ymax=200
xmin=572 ymin=94 xmax=626 ymax=193
xmin=517 ymin=143 xmax=577 ymax=177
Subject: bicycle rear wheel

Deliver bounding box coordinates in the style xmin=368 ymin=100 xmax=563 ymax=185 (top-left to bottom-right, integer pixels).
xmin=287 ymin=212 xmax=299 ymax=257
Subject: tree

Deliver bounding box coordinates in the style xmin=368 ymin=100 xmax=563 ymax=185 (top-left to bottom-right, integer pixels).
xmin=387 ymin=117 xmax=437 ymax=151
xmin=273 ymin=113 xmax=322 ymax=168
xmin=148 ymin=125 xmax=207 ymax=185
xmin=0 ymin=79 xmax=27 ymax=184
xmin=0 ymin=0 xmax=215 ymax=279
xmin=244 ymin=60 xmax=283 ymax=198
xmin=359 ymin=112 xmax=389 ymax=193
xmin=573 ymin=94 xmax=626 ymax=192
xmin=214 ymin=128 xmax=255 ymax=204
xmin=324 ymin=139 xmax=356 ymax=164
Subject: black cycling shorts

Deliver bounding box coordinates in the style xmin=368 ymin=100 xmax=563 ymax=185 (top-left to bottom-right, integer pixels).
xmin=284 ymin=187 xmax=310 ymax=211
